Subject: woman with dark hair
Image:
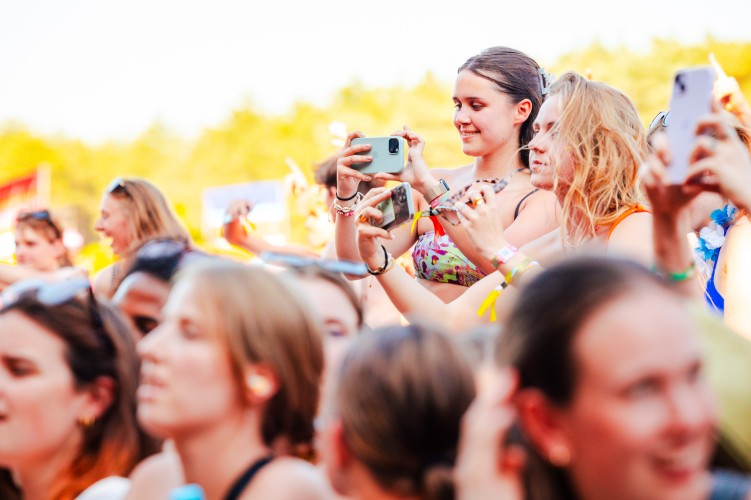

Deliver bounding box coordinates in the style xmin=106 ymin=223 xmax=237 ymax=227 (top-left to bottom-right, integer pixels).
xmin=335 ymin=46 xmax=560 ymax=304
xmin=321 ymin=322 xmax=476 ymax=500
xmin=0 ymin=278 xmax=155 ymax=499
xmin=455 ymin=257 xmax=750 ymax=500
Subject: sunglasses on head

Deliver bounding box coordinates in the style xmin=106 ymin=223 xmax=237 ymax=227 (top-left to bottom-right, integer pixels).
xmin=107 ymin=178 xmax=131 ymax=197
xmin=260 ymin=252 xmax=369 ymax=277
xmin=16 ymin=210 xmax=62 ymax=238
xmin=648 ymin=110 xmax=670 ymax=134
xmin=1 ymin=277 xmax=114 ymax=354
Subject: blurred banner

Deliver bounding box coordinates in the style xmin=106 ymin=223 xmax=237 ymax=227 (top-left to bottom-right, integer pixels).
xmin=201 ymin=180 xmax=288 ymax=245
xmin=0 ymin=165 xmax=50 ymax=260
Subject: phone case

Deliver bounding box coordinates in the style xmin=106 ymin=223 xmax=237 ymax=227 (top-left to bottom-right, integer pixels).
xmin=351 ymin=136 xmax=405 ymax=174
xmin=374 ymin=182 xmax=415 ymax=231
xmin=666 ymin=66 xmax=715 ymax=184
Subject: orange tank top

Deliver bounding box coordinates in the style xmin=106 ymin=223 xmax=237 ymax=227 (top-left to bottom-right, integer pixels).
xmin=605 ymin=204 xmax=650 ymax=245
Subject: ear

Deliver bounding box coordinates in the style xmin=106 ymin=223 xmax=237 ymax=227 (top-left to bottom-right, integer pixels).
xmin=513 ymin=98 xmax=533 ymax=126
xmin=80 ymin=376 xmax=116 ymax=423
xmin=515 ymin=388 xmax=573 ymax=467
xmin=243 ymin=365 xmax=279 ymax=405
xmin=325 ymin=418 xmax=352 ymax=496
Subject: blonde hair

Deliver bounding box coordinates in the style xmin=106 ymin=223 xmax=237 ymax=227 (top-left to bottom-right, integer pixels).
xmin=176 ymin=260 xmax=324 ymax=453
xmin=15 ymin=210 xmax=72 ymax=267
xmin=547 ymin=72 xmax=648 ymax=247
xmin=106 ymin=178 xmax=191 ymax=254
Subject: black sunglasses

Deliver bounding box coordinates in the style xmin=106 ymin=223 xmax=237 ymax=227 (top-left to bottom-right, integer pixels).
xmin=648 ymin=110 xmax=670 ymax=134
xmin=1 ymin=277 xmax=113 ymax=354
xmin=107 ymin=178 xmax=131 ymax=196
xmin=260 ymin=252 xmax=369 ymax=277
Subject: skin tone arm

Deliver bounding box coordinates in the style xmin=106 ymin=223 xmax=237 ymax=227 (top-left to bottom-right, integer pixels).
xmin=723 ymin=218 xmax=751 ymax=339
xmin=714 ymin=70 xmax=751 ymax=129
xmin=354 ymin=187 xmax=564 ymax=331
xmin=222 ymin=199 xmax=319 ymax=258
xmin=0 ymin=264 xmax=88 ymax=292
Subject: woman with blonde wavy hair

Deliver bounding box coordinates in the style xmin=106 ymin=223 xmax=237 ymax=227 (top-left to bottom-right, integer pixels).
xmin=93 ymin=178 xmax=191 ymax=299
xmin=353 ymin=72 xmax=653 ymax=330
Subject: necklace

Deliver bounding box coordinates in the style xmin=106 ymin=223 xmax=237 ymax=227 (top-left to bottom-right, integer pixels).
xmin=444 ymin=168 xmax=524 ymax=206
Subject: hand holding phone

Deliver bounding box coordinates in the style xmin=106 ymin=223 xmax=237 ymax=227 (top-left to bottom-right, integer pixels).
xmin=666 ymin=66 xmax=716 ymax=184
xmin=372 ymin=182 xmax=415 ymax=231
xmin=351 ymin=136 xmax=406 ymax=174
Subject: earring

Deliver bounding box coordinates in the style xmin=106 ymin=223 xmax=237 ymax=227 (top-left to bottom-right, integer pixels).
xmin=78 ymin=415 xmax=95 ymax=429
xmin=548 ymin=444 xmax=571 ymax=467
xmin=247 ymin=373 xmax=273 ymax=398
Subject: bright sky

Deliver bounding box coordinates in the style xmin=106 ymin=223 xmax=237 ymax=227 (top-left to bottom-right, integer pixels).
xmin=0 ymin=0 xmax=748 ymax=144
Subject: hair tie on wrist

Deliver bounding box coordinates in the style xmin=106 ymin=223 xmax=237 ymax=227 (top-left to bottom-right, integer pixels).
xmin=336 ymin=191 xmax=358 ymax=201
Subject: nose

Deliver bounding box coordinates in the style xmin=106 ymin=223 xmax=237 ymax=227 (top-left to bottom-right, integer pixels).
xmin=454 ymin=106 xmax=471 ymax=126
xmin=528 ymin=133 xmax=544 ymax=154
xmin=137 ymin=322 xmax=169 ymax=361
xmin=666 ymin=383 xmax=715 ymax=438
xmin=94 ymin=217 xmax=104 ymax=232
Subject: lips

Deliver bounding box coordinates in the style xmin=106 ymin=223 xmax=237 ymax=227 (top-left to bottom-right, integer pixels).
xmin=138 ymin=366 xmax=167 ymax=401
xmin=652 ymin=445 xmax=708 ymax=484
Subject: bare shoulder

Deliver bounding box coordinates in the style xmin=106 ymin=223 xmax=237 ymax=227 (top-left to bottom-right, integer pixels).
xmin=125 ymin=451 xmax=183 ymax=500
xmin=607 ymin=211 xmax=654 ymax=265
xmin=433 ymin=165 xmax=473 ymax=184
xmin=242 ymin=457 xmax=332 ymax=500
xmin=92 ymin=264 xmax=115 ymax=298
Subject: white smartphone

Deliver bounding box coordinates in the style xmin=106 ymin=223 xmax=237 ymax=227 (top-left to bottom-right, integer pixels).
xmin=666 ymin=66 xmax=716 ymax=184
xmin=373 ymin=182 xmax=415 ymax=231
xmin=351 ymin=136 xmax=406 ymax=174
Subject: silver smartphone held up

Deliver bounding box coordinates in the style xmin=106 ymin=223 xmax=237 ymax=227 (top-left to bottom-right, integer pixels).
xmin=373 ymin=182 xmax=415 ymax=231
xmin=666 ymin=66 xmax=715 ymax=184
xmin=351 ymin=136 xmax=406 ymax=174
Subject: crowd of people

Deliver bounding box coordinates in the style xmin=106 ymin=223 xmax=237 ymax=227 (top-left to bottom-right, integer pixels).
xmin=1 ymin=45 xmax=750 ymax=499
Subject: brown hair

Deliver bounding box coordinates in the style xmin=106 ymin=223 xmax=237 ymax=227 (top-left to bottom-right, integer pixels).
xmin=545 ymin=72 xmax=648 ymax=247
xmin=2 ymin=289 xmax=156 ymax=499
xmin=285 ymin=265 xmax=364 ymax=329
xmin=497 ymin=256 xmax=676 ymax=499
xmin=176 ymin=260 xmax=324 ymax=452
xmin=333 ymin=322 xmax=476 ymax=500
xmin=15 ymin=210 xmax=72 ymax=267
xmin=106 ymin=178 xmax=191 ymax=255
xmin=459 ymin=46 xmax=544 ymax=168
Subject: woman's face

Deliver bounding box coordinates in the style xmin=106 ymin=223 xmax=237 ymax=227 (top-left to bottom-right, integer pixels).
xmin=556 ymin=289 xmax=716 ymax=500
xmin=94 ymin=194 xmax=133 ymax=256
xmin=14 ymin=226 xmax=64 ymax=272
xmin=528 ymin=94 xmax=576 ymax=196
xmin=137 ymin=278 xmax=242 ymax=439
xmin=453 ymin=70 xmax=521 ymax=158
xmin=0 ymin=311 xmax=92 ymax=469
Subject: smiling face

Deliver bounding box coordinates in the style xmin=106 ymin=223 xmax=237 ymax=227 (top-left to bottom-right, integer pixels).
xmin=453 ymin=70 xmax=521 ymax=158
xmin=528 ymin=94 xmax=576 ymax=197
xmin=0 ymin=311 xmax=91 ymax=470
xmin=14 ymin=226 xmax=64 ymax=272
xmin=557 ymin=290 xmax=716 ymax=500
xmin=136 ymin=277 xmax=242 ymax=440
xmin=94 ymin=194 xmax=133 ymax=256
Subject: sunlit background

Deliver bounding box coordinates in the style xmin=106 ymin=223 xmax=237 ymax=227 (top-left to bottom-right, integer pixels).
xmin=1 ymin=0 xmax=749 ymax=269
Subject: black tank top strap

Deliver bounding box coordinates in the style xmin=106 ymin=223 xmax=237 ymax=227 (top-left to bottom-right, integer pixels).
xmin=514 ymin=189 xmax=539 ymax=220
xmin=223 ymin=455 xmax=275 ymax=500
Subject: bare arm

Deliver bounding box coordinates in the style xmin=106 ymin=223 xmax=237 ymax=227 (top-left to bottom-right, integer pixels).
xmin=722 ymin=218 xmax=751 ymax=340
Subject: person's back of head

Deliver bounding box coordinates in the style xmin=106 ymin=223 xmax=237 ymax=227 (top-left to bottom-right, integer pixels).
xmin=323 ymin=322 xmax=476 ymax=500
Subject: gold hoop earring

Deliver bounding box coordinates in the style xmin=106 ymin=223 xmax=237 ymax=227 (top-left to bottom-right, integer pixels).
xmin=78 ymin=415 xmax=95 ymax=429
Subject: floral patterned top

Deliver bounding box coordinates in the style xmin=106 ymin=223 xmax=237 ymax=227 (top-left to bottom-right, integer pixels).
xmin=412 ymin=231 xmax=486 ymax=286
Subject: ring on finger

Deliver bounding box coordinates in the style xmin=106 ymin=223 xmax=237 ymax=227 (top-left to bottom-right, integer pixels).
xmin=472 ymin=197 xmax=485 ymax=207
xmin=358 ymin=214 xmax=369 ymax=224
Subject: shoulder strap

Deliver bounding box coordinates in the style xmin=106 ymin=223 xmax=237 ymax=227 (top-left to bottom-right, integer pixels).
xmin=606 ymin=204 xmax=649 ymax=241
xmin=224 ymin=455 xmax=274 ymax=500
xmin=514 ymin=189 xmax=540 ymax=220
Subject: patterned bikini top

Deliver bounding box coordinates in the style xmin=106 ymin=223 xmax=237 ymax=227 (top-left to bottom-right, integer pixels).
xmin=412 ymin=231 xmax=487 ymax=286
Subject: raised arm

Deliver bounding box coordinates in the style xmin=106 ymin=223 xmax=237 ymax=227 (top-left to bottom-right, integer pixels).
xmin=222 ymin=199 xmax=318 ymax=257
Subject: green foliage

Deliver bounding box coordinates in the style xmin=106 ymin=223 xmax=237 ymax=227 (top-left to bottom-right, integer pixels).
xmin=0 ymin=38 xmax=749 ymax=261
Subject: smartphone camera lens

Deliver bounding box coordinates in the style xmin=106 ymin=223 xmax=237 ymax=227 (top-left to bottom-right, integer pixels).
xmin=675 ymin=74 xmax=686 ymax=94
xmin=388 ymin=138 xmax=399 ymax=155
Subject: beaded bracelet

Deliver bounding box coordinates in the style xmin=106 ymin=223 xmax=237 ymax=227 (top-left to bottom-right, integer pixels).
xmin=366 ymin=245 xmax=395 ymax=275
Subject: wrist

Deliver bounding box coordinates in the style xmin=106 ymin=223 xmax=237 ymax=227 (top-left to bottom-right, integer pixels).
xmin=416 ymin=175 xmax=441 ymax=196
xmin=490 ymin=244 xmax=519 ymax=269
